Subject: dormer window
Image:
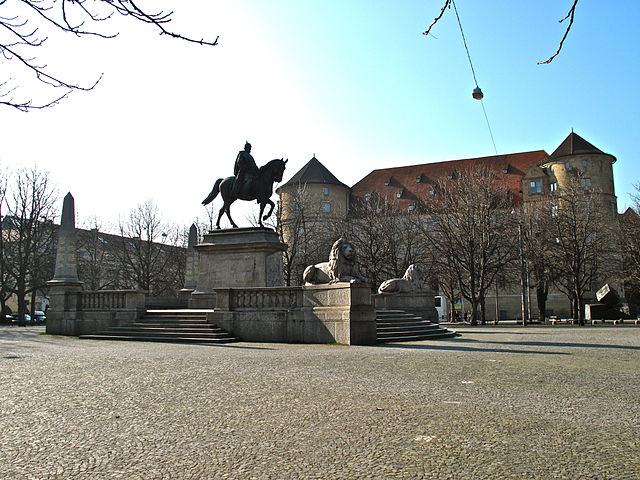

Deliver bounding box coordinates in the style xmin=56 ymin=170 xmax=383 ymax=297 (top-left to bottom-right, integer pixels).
xmin=364 ymin=194 xmax=371 ymax=202
xmin=429 ymin=188 xmax=435 ymax=195
xmin=447 ymin=173 xmax=453 ymax=180
xmin=550 ymin=165 xmax=554 ymax=173
xmin=408 ymin=204 xmax=415 ymax=212
xmin=384 ymin=179 xmax=391 ymax=186
xmin=530 ymin=180 xmax=542 ymax=194
xmin=416 ymin=175 xmax=422 ymax=183
xmin=503 ymin=168 xmax=509 ymax=174
xmin=396 ymin=189 xmax=404 ymax=199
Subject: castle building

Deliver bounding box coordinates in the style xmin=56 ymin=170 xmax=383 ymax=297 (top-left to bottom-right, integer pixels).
xmin=278 ymin=132 xmax=620 ymax=320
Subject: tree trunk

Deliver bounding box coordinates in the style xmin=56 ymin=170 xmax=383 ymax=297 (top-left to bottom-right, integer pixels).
xmin=470 ymin=299 xmax=479 ymax=326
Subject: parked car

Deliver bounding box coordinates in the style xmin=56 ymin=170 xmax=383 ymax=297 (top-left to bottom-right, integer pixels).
xmin=33 ymin=311 xmax=46 ymax=325
xmin=7 ymin=313 xmax=33 ymax=325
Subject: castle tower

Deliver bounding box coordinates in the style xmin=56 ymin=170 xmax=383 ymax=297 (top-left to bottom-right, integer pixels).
xmin=276 ymin=156 xmax=351 ymax=244
xmin=523 ymin=132 xmax=618 ymax=217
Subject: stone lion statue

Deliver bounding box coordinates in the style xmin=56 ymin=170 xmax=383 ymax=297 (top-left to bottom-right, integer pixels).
xmin=303 ymin=238 xmax=369 ymax=285
xmin=377 ymin=264 xmax=426 ymax=294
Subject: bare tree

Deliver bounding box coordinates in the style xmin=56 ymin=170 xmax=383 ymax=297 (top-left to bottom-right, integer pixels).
xmin=418 ymin=167 xmax=519 ymax=325
xmin=618 ymin=189 xmax=640 ymax=313
xmin=423 ymin=0 xmax=580 ymax=64
xmin=547 ymin=174 xmax=616 ymax=325
xmin=277 ymin=185 xmax=333 ymax=286
xmin=76 ymin=217 xmax=120 ymax=290
xmin=345 ymin=193 xmax=427 ymax=291
xmin=116 ymin=200 xmax=185 ymax=296
xmin=1 ymin=167 xmax=57 ymax=324
xmin=1 ymin=1 xmax=218 ymax=111
xmin=519 ymin=200 xmax=557 ymax=324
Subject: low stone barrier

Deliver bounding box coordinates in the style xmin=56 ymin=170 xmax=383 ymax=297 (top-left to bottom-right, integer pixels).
xmin=46 ymin=287 xmax=146 ymax=336
xmin=209 ymin=283 xmax=377 ymax=345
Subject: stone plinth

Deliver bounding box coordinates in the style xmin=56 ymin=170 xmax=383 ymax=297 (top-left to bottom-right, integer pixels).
xmin=209 ymin=282 xmax=377 ymax=345
xmin=193 ymin=228 xmax=286 ymax=296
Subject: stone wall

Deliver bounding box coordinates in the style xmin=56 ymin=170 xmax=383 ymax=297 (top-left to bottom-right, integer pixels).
xmin=209 ymin=283 xmax=376 ymax=345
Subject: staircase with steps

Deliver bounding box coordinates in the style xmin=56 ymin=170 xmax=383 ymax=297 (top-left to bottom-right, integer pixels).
xmin=79 ymin=310 xmax=239 ymax=344
xmin=376 ymin=309 xmax=458 ymax=342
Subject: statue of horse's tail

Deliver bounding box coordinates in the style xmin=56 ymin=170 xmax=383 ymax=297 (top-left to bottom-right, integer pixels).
xmin=202 ymin=178 xmax=223 ymax=206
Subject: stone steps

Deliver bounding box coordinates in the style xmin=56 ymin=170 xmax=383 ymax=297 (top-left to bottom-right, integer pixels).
xmin=376 ymin=309 xmax=458 ymax=342
xmin=79 ymin=309 xmax=239 ymax=344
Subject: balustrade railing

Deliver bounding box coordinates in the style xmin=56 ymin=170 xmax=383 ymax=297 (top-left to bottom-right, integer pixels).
xmin=231 ymin=287 xmax=303 ymax=309
xmin=80 ymin=290 xmax=137 ymax=310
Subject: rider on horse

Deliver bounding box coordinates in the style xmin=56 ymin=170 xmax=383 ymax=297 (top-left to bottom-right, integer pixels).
xmin=232 ymin=141 xmax=259 ymax=198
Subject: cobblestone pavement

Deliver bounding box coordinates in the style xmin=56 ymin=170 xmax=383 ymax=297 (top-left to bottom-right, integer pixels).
xmin=0 ymin=325 xmax=639 ymax=479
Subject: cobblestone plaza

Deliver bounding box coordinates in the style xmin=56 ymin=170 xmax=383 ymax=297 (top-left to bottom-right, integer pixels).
xmin=1 ymin=326 xmax=638 ymax=479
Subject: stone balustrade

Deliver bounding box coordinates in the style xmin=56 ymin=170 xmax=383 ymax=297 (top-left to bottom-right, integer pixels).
xmin=231 ymin=287 xmax=303 ymax=309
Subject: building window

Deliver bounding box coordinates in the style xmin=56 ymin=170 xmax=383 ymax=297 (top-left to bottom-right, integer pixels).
xmin=549 ymin=165 xmax=554 ymax=173
xmin=550 ymin=182 xmax=558 ymax=193
xmin=551 ymin=205 xmax=558 ymax=217
xmin=565 ymin=162 xmax=570 ymax=169
xmin=583 ymin=160 xmax=588 ymax=167
xmin=581 ymin=178 xmax=591 ymax=188
xmin=429 ymin=188 xmax=435 ymax=195
xmin=364 ymin=194 xmax=371 ymax=202
xmin=321 ymin=202 xmax=331 ymax=213
xmin=396 ymin=190 xmax=403 ymax=199
xmin=530 ymin=180 xmax=542 ymax=194
xmin=408 ymin=204 xmax=415 ymax=211
xmin=323 ymin=187 xmax=329 ymax=196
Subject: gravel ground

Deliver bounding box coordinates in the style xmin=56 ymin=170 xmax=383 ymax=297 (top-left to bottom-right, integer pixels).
xmin=0 ymin=325 xmax=638 ymax=479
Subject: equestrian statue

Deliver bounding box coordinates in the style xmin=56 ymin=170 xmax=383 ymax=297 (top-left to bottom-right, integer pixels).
xmin=202 ymin=142 xmax=287 ymax=229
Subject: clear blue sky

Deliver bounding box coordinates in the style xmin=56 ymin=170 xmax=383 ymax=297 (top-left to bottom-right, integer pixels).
xmin=1 ymin=0 xmax=638 ymax=229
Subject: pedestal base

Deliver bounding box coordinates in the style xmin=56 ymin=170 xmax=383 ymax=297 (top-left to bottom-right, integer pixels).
xmin=194 ymin=227 xmax=286 ymax=293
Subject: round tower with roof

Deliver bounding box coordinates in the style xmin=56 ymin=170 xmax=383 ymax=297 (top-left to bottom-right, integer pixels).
xmin=524 ymin=132 xmax=618 ymax=217
xmin=276 ymin=155 xmax=351 ymax=244
xmin=545 ymin=132 xmax=617 ymax=215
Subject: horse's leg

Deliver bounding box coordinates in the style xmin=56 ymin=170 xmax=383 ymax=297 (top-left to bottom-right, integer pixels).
xmin=216 ymin=205 xmax=225 ymax=229
xmin=226 ymin=202 xmax=238 ymax=228
xmin=263 ymin=199 xmax=275 ymax=221
xmin=258 ymin=202 xmax=266 ymax=228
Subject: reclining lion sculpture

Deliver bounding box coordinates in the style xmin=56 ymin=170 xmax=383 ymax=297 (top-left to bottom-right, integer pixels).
xmin=377 ymin=264 xmax=426 ymax=294
xmin=303 ymin=238 xmax=369 ymax=285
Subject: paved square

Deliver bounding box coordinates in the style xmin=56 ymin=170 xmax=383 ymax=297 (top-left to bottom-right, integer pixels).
xmin=1 ymin=325 xmax=638 ymax=479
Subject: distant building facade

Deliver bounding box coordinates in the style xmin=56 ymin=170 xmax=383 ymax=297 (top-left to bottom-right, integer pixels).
xmin=277 ymin=132 xmax=621 ymax=321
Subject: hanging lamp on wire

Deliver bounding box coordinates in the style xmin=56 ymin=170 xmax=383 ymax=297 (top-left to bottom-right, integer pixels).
xmin=451 ymin=0 xmax=496 ymax=153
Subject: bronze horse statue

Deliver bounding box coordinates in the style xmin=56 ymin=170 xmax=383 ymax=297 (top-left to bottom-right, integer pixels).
xmin=202 ymin=158 xmax=287 ymax=229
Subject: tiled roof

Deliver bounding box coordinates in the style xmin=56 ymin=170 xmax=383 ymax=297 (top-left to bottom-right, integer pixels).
xmin=351 ymin=150 xmax=549 ymax=207
xmin=279 ymin=156 xmax=349 ymax=190
xmin=547 ymin=132 xmax=615 ymax=161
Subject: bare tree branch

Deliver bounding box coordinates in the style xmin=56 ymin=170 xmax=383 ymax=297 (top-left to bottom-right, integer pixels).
xmin=422 ymin=0 xmax=580 ymax=65
xmin=1 ymin=0 xmax=219 ymax=111
xmin=538 ymin=0 xmax=579 ymax=64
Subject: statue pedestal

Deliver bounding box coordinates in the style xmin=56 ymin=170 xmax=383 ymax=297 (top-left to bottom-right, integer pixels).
xmin=190 ymin=228 xmax=286 ymax=308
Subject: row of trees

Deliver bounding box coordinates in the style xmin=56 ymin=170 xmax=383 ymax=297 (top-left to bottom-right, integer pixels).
xmin=279 ymin=167 xmax=622 ymax=326
xmin=0 ymin=168 xmax=186 ymax=323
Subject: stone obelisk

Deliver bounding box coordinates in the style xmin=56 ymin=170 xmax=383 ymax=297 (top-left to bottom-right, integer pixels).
xmin=52 ymin=192 xmax=81 ymax=283
xmin=46 ymin=193 xmax=83 ymax=335
xmin=179 ymin=224 xmax=199 ymax=300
